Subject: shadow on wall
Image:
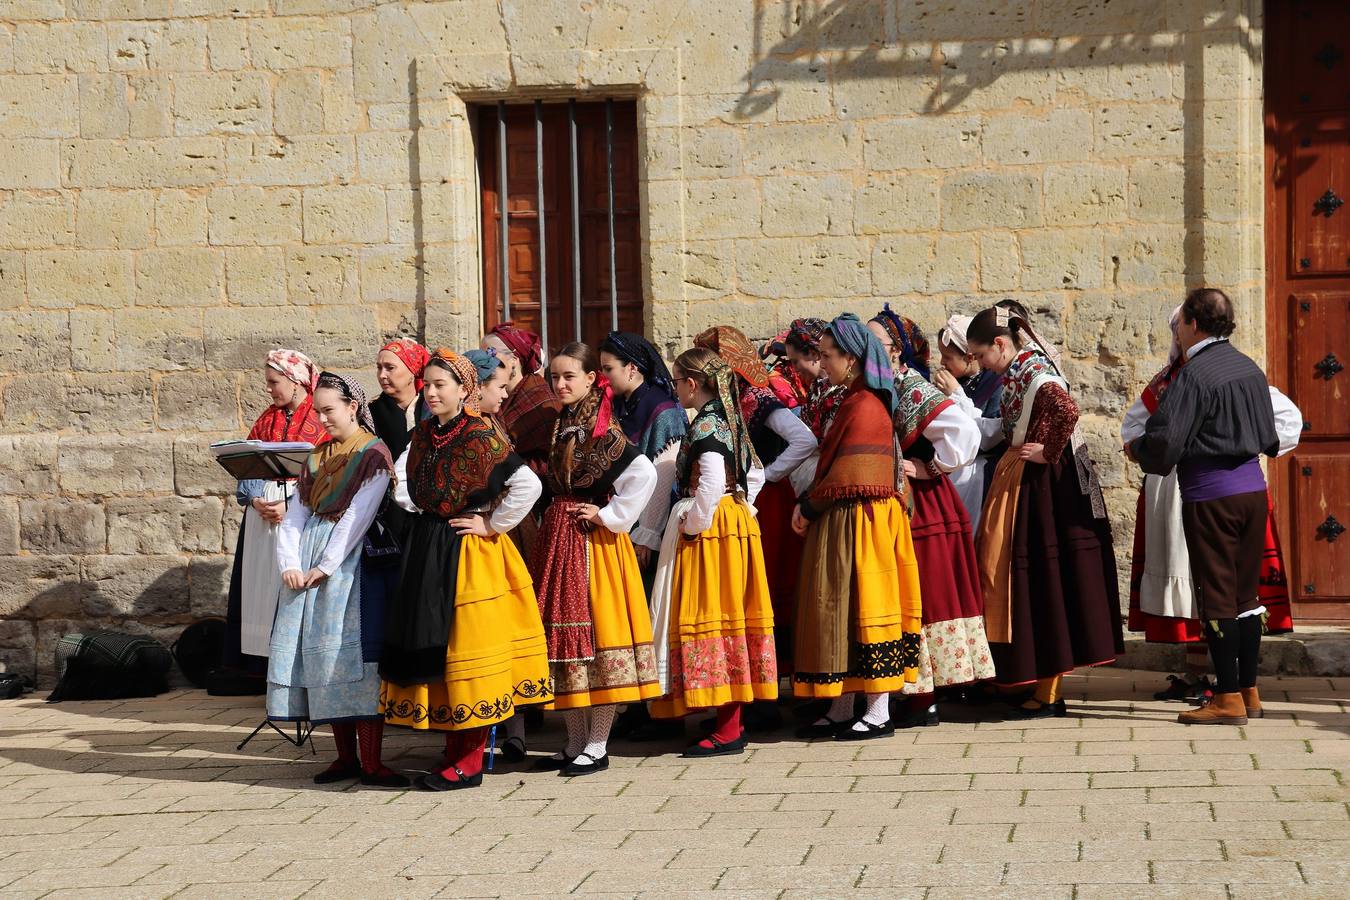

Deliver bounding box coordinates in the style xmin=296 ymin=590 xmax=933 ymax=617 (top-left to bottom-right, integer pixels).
xmin=735 ymin=0 xmax=1255 ymax=119
xmin=0 ymin=559 xmax=230 ymax=689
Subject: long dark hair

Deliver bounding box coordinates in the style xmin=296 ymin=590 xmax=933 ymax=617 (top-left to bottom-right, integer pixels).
xmin=552 ymin=341 xmax=599 ymax=374
xmin=967 ymin=306 xmax=1032 ymax=350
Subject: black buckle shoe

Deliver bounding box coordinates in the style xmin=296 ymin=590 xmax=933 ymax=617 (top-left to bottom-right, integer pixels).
xmin=835 ymin=718 xmax=896 ymax=741
xmin=894 ymin=704 xmax=939 ymax=729
xmin=560 ymin=752 xmax=610 ymax=777
xmin=681 ymin=734 xmax=746 ymax=757
xmin=415 ymin=767 xmax=483 ymax=791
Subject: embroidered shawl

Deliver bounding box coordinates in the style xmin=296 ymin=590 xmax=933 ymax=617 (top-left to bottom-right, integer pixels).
xmin=298 ymin=430 xmax=392 ymax=521
xmin=614 ymin=381 xmax=686 ymax=459
xmin=405 ymin=413 xmax=514 ymax=519
xmin=892 ymin=368 xmax=954 ymax=450
xmin=802 ymin=382 xmax=899 ymax=517
xmin=1141 ymin=358 xmax=1184 ymax=415
xmin=247 ymin=399 xmax=328 ymax=444
xmin=801 ymin=375 xmax=847 ymax=440
xmin=999 ymin=349 xmax=1067 ymax=446
xmin=676 ymin=398 xmax=743 ymax=496
xmin=498 ymin=372 xmax=562 ymax=467
xmin=547 ymin=381 xmax=636 ymax=497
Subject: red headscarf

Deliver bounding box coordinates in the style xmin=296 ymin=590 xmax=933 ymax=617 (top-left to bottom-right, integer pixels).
xmin=379 ymin=338 xmax=431 ymax=391
xmin=488 ymin=322 xmax=543 ymax=373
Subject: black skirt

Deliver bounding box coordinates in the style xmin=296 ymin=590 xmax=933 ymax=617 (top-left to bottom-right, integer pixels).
xmin=991 ymin=446 xmax=1124 ymax=685
xmin=378 ymin=514 xmax=464 ymax=686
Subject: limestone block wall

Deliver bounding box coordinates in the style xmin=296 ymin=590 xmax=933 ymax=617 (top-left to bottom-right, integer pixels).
xmin=0 ymin=0 xmax=1265 ymax=681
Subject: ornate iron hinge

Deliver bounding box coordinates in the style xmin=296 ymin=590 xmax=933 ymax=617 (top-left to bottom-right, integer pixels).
xmin=1315 ymin=43 xmax=1344 ymax=70
xmin=1317 ymin=515 xmax=1346 ymax=543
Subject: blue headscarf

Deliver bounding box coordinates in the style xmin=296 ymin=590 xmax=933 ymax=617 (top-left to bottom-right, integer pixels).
xmin=464 ymin=348 xmax=504 ymax=386
xmin=827 ymin=313 xmax=897 ymax=414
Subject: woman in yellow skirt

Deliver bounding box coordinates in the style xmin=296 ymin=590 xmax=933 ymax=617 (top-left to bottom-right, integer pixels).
xmin=531 ymin=342 xmax=661 ymax=776
xmin=792 ymin=314 xmax=925 ymax=741
xmin=649 ymin=347 xmax=777 ymax=757
xmin=378 ymin=350 xmax=552 ymax=791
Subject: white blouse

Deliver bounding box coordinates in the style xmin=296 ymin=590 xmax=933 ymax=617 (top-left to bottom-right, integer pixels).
xmin=949 ymin=390 xmax=1006 ymax=451
xmin=682 ymin=453 xmax=764 ymax=535
xmin=633 ymin=441 xmax=679 ymax=551
xmin=391 ymin=446 xmax=543 ymax=534
xmin=596 ymin=454 xmax=658 ymax=534
xmin=762 ymin=407 xmax=818 ymax=484
xmin=922 ymin=403 xmax=981 ymax=473
xmin=277 ymin=472 xmax=389 ymax=577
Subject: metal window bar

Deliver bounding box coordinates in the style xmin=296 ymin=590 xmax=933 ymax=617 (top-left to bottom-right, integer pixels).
xmin=605 ymin=98 xmax=618 ymax=331
xmin=568 ymin=98 xmax=582 ymax=341
xmin=497 ymin=101 xmax=510 ymax=322
xmin=534 ymin=99 xmax=549 ymax=362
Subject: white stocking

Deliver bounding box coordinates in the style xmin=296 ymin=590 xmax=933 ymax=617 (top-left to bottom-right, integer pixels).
xmin=816 ymin=693 xmax=855 ymax=726
xmin=574 ymin=704 xmax=616 ymax=766
xmin=853 ymin=692 xmax=890 ymax=731
xmin=562 ymin=708 xmax=588 ymax=759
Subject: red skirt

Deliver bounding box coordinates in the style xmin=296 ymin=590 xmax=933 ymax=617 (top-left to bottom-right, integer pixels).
xmin=755 ymin=477 xmax=803 ymax=671
xmin=910 ymin=475 xmax=995 ymax=687
xmin=1127 ymin=489 xmax=1293 ymax=642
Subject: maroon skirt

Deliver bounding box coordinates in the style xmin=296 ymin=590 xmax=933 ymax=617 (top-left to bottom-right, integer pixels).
xmin=992 ymin=447 xmax=1124 ymax=686
xmin=755 ymin=477 xmax=803 ymax=671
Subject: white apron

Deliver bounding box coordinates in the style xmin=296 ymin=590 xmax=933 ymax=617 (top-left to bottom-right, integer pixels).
xmin=239 ymin=480 xmax=294 ymax=657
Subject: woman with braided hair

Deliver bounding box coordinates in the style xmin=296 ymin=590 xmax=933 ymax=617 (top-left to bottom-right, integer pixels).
xmin=270 ymin=372 xmax=403 ymax=787
xmin=966 ymin=306 xmax=1122 ymax=718
xmin=379 ymin=350 xmax=552 ymax=791
xmin=649 ymin=347 xmax=776 ymax=757
xmin=531 ymin=342 xmax=661 ymax=776
xmin=791 ymin=314 xmax=925 ymax=741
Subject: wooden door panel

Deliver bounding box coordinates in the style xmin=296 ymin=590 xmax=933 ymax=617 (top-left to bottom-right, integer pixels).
xmin=1292 ymin=452 xmax=1350 ymax=602
xmin=1289 ymin=292 xmax=1350 ymax=436
xmin=1274 ymin=2 xmax=1350 ymax=113
xmin=1290 ymin=121 xmax=1350 ymax=276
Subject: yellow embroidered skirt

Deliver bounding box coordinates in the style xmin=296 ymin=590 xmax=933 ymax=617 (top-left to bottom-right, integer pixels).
xmin=551 ymin=528 xmax=661 ymax=709
xmin=380 ymin=532 xmax=551 ymax=732
xmin=793 ymin=497 xmax=925 ymax=699
xmin=651 ymin=495 xmax=778 ymax=718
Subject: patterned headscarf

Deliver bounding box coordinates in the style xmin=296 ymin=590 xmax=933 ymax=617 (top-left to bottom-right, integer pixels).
xmin=465 ymin=348 xmax=505 ymax=386
xmin=315 ymin=371 xmax=376 ymax=435
xmin=679 ymin=350 xmax=759 ymax=486
xmin=828 ymin=313 xmax=898 ymax=414
xmin=786 ymin=317 xmax=829 ymax=352
xmin=428 ymin=347 xmax=482 ymax=416
xmin=600 ymin=331 xmax=675 ymax=401
xmin=694 ymin=325 xmax=771 ymax=388
xmin=266 ymin=348 xmax=319 ymax=392
xmin=378 ymin=338 xmax=431 ymax=391
xmin=938 ymin=314 xmax=973 ymax=354
xmin=488 ymin=322 xmax=543 ymax=373
xmin=870 ymin=304 xmax=931 ymax=380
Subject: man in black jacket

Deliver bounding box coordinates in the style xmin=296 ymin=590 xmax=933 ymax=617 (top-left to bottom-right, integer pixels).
xmin=1127 ymin=288 xmax=1280 ymax=726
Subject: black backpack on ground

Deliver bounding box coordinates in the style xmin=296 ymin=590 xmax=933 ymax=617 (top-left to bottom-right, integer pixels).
xmin=47 ymin=630 xmax=173 ymax=703
xmin=172 ymin=617 xmax=227 ymax=689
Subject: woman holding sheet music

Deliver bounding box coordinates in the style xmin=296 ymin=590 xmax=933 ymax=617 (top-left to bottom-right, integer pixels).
xmin=220 ymin=349 xmax=328 ymax=692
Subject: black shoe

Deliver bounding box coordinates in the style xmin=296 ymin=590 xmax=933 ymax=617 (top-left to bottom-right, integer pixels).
xmin=894 ymin=704 xmax=940 ymax=729
xmin=560 ymin=752 xmax=610 ymax=777
xmin=1007 ymin=699 xmax=1067 ymax=720
xmin=498 ymin=735 xmax=527 ymax=763
xmin=360 ymin=769 xmax=411 ymax=789
xmin=1154 ymin=674 xmax=1200 ymax=702
xmin=835 ymin=718 xmax=896 ymax=741
xmin=530 ymin=753 xmax=572 ymax=772
xmin=313 ymin=762 xmax=362 ymax=785
xmin=681 ymin=734 xmax=746 ymax=758
xmin=795 ymin=716 xmax=848 ymax=740
xmin=415 ymin=767 xmax=483 ymax=791
xmin=792 ymin=699 xmax=831 ymax=722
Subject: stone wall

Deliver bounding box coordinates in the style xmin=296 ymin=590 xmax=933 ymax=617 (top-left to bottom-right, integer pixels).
xmin=0 ymin=0 xmax=1265 ymax=681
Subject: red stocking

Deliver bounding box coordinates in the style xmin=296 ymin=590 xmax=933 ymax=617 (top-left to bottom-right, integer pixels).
xmin=356 ymin=720 xmax=393 ymax=777
xmin=696 ymin=702 xmax=743 ymax=750
xmin=440 ymin=727 xmax=487 ymax=781
xmin=319 ymin=722 xmax=359 ymax=777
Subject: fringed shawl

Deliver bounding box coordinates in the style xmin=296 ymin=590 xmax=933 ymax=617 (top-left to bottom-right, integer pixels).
xmin=406 ymin=413 xmax=514 ymax=519
xmin=298 ymin=430 xmax=392 ymax=521
xmin=498 ymin=372 xmax=562 ymax=467
xmin=801 ymin=382 xmax=899 ymax=518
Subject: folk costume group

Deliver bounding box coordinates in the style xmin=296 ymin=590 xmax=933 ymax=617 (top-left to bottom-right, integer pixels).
xmin=219 ymin=286 xmax=1298 ymax=791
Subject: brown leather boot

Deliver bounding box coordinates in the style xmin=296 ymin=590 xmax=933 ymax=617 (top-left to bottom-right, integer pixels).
xmin=1240 ymin=686 xmax=1263 ymax=719
xmin=1178 ymin=691 xmax=1248 ymax=726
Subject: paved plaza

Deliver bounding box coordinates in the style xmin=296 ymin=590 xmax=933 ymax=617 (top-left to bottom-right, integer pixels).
xmin=1 ymin=666 xmax=1347 ymax=899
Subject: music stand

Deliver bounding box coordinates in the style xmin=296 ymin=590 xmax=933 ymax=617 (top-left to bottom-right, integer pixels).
xmin=210 ymin=441 xmax=317 ymax=754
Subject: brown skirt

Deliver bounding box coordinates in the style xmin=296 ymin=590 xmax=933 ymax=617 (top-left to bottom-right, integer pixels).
xmin=990 ymin=447 xmax=1123 ymax=686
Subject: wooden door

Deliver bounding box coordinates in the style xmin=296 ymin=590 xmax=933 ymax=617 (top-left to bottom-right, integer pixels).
xmin=479 ymin=101 xmax=643 ymax=353
xmin=1264 ymin=1 xmax=1350 ymax=618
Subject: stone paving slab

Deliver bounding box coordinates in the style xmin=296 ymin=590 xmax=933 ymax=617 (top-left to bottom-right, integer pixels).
xmin=0 ymin=667 xmax=1346 ymax=898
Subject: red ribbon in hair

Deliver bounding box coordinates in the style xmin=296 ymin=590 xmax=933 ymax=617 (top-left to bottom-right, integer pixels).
xmin=592 ymin=374 xmax=615 ymax=439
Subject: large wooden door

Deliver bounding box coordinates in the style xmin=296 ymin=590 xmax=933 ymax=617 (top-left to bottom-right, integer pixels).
xmin=478 ymin=100 xmax=643 ymax=352
xmin=1265 ymin=1 xmax=1350 ymax=618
